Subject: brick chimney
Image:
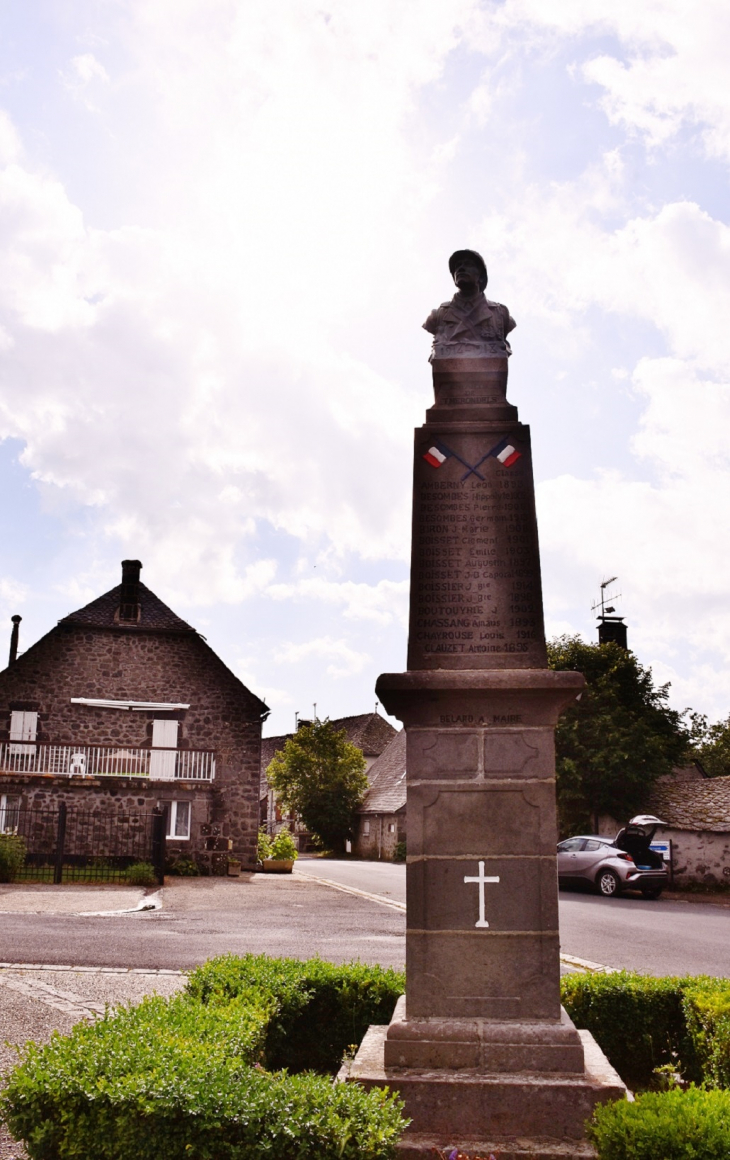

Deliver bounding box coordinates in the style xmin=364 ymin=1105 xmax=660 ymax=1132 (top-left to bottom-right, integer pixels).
xmin=119 ymin=560 xmax=142 ymax=623
xmin=598 ymin=616 xmax=628 ymax=649
xmin=8 ymin=614 xmax=21 ymax=665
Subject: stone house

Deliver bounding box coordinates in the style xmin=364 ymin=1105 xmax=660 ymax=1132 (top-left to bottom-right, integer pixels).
xmin=596 ymin=763 xmax=730 ymax=887
xmin=260 ymin=712 xmax=396 ymax=842
xmin=353 ymin=728 xmax=406 ymax=860
xmin=0 ymin=560 xmax=268 ymax=872
xmin=643 ymin=769 xmax=730 ymax=887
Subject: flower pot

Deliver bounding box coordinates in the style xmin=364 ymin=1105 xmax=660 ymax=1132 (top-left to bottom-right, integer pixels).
xmin=261 ymin=858 xmax=294 ymax=874
xmin=227 ymin=861 xmax=241 ymax=877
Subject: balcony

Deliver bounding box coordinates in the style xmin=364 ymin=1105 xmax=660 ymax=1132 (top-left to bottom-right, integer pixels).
xmin=0 ymin=742 xmax=216 ymax=781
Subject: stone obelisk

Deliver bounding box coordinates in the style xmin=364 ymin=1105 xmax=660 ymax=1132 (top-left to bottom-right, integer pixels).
xmin=347 ymin=251 xmax=626 ymax=1159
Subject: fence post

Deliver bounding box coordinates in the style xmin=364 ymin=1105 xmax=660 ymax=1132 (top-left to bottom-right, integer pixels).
xmin=151 ymin=807 xmax=167 ymax=886
xmin=53 ymin=802 xmax=67 ymax=885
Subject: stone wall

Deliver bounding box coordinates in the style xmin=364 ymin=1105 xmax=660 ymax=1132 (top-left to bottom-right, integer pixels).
xmin=354 ymin=812 xmax=405 ymax=860
xmin=0 ymin=773 xmax=220 ymax=867
xmin=663 ymin=829 xmax=730 ymax=887
xmin=0 ymin=625 xmax=264 ymax=868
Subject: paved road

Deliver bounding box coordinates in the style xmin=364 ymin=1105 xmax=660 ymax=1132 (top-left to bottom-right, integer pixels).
xmin=296 ymin=859 xmax=730 ymax=977
xmin=0 ymin=875 xmax=405 ymax=971
xmin=2 ymin=864 xmax=729 ymax=977
xmin=295 ymin=857 xmax=406 ymax=903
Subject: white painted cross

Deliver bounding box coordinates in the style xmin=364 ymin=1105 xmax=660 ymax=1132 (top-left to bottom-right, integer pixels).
xmin=464 ymin=860 xmax=500 ymax=928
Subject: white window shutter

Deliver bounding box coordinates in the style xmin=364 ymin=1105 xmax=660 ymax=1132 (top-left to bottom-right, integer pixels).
xmin=9 ymin=711 xmax=37 ymax=742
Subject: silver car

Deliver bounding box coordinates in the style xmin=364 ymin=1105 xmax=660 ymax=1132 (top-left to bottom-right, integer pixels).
xmin=557 ymin=816 xmax=668 ymax=899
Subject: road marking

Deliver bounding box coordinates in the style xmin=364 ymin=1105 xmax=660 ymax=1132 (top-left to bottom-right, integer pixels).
xmin=293 ymin=868 xmax=406 ymax=912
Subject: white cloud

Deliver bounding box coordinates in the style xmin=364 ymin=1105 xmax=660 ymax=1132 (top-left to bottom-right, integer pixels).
xmin=268 ymin=577 xmax=409 ymax=625
xmin=274 ymin=635 xmax=371 ymax=679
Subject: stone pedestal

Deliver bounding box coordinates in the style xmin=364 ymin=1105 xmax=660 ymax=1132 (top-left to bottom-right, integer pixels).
xmin=346 ymin=356 xmax=627 ymax=1156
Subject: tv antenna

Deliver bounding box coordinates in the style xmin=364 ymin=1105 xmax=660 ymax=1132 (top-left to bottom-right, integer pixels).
xmin=591 ymin=576 xmax=622 ymax=621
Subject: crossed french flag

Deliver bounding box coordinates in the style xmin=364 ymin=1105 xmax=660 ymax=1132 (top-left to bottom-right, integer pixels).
xmin=424 ymin=436 xmax=521 ymax=473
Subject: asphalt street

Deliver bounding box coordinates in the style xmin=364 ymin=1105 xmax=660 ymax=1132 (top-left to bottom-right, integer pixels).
xmin=1 ymin=864 xmax=729 ymax=977
xmin=296 ymin=859 xmax=730 ymax=977
xmin=0 ymin=875 xmax=405 ymax=971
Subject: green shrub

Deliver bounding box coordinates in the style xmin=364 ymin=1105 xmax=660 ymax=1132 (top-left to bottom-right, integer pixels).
xmin=0 ymin=833 xmax=26 ymax=882
xmin=187 ymin=953 xmax=405 ymax=1074
xmin=1 ymin=955 xmax=407 ymax=1160
xmin=561 ymin=971 xmax=690 ymax=1089
xmin=393 ymin=840 xmax=406 ymax=862
xmin=681 ymin=979 xmax=730 ymax=1088
xmin=257 ymin=828 xmax=272 ymax=861
xmin=270 ymin=830 xmax=298 ymax=860
xmin=166 ymin=856 xmax=201 ymax=876
xmin=589 ymin=1088 xmax=730 ymax=1160
xmin=125 ymin=861 xmax=157 ymax=887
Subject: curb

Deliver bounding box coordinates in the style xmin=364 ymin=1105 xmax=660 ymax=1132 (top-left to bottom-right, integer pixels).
xmin=293 ymin=869 xmax=406 ymax=912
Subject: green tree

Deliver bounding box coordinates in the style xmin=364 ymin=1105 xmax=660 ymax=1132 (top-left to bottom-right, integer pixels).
xmin=266 ymin=719 xmax=369 ymax=854
xmin=691 ymin=713 xmax=730 ymax=777
xmin=548 ymin=636 xmax=690 ymax=836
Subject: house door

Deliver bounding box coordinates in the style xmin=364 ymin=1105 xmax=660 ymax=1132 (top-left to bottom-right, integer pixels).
xmin=149 ymin=719 xmax=178 ymax=781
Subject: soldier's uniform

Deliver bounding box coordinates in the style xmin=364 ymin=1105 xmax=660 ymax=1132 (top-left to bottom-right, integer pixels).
xmin=423 ymin=292 xmax=516 ymax=361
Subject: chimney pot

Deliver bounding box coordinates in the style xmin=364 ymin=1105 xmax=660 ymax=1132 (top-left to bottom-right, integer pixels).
xmin=9 ymin=614 xmax=21 ymax=665
xmin=119 ymin=559 xmax=142 ymax=623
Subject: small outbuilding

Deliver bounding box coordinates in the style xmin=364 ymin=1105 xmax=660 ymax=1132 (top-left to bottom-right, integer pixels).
xmin=353 ymin=729 xmax=406 ymax=860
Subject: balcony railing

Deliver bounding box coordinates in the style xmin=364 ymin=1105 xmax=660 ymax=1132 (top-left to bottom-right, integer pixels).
xmin=0 ymin=742 xmax=216 ymax=781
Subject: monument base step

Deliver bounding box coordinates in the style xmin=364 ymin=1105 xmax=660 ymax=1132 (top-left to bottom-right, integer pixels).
xmin=397 ymin=1133 xmax=596 ymax=1160
xmin=344 ymin=1026 xmax=626 ymax=1152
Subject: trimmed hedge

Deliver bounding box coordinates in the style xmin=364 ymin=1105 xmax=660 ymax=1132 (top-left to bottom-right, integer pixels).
xmin=560 ymin=970 xmax=730 ymax=1091
xmin=590 ymin=1088 xmax=730 ymax=1160
xmin=187 ymin=953 xmax=405 ymax=1073
xmin=560 ymin=970 xmax=691 ymax=1088
xmin=1 ymin=955 xmax=407 ymax=1160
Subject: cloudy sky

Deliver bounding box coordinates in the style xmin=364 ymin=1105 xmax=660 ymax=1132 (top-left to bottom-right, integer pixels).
xmin=0 ymin=0 xmax=728 ymax=734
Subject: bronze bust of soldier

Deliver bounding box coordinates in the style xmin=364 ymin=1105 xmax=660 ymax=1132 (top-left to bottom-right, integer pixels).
xmin=423 ymin=249 xmax=515 ymax=362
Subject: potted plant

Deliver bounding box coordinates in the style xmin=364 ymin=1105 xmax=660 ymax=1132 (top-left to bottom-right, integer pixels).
xmin=260 ymin=829 xmax=298 ymax=873
xmin=227 ymin=856 xmax=242 ymax=877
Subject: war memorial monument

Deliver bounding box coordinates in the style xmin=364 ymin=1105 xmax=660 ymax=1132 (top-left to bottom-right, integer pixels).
xmin=347 ymin=252 xmax=627 ymax=1158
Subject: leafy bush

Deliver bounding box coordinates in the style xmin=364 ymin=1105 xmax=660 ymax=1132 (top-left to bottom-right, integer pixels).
xmin=270 ymin=830 xmax=298 ymax=860
xmin=125 ymin=861 xmax=157 ymax=887
xmin=1 ymin=955 xmax=407 ymax=1160
xmin=257 ymin=828 xmax=272 ymax=861
xmin=393 ymin=840 xmax=406 ymax=862
xmin=165 ymin=856 xmax=201 ymax=876
xmin=0 ymin=833 xmax=26 ymax=882
xmin=187 ymin=953 xmax=405 ymax=1074
xmin=589 ymin=1088 xmax=730 ymax=1160
xmin=681 ymin=979 xmax=730 ymax=1088
xmin=561 ymin=971 xmax=690 ymax=1089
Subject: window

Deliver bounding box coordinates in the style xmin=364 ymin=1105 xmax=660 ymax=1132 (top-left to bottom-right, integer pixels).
xmin=0 ymin=793 xmax=21 ymax=833
xmin=9 ymin=710 xmax=37 ymax=757
xmin=388 ymin=823 xmax=395 ymax=833
xmin=363 ymin=820 xmax=370 ymax=836
xmin=584 ymin=840 xmax=603 ymax=851
xmin=557 ymin=838 xmax=584 ymax=852
xmin=160 ymin=800 xmax=191 ymax=839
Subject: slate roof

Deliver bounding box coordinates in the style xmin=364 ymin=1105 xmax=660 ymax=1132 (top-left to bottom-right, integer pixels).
xmin=648 ymin=775 xmax=730 ymax=832
xmin=359 ymin=729 xmax=406 ymax=815
xmin=59 ymin=583 xmax=194 ymax=633
xmin=260 ymin=712 xmax=397 ymax=798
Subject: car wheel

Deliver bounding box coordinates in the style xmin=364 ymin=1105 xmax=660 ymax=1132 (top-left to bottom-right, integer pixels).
xmin=641 ymin=888 xmax=663 ymax=900
xmin=597 ymin=869 xmax=620 ymax=897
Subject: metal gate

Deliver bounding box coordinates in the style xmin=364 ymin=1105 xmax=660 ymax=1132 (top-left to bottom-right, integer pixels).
xmin=1 ymin=803 xmax=167 ymax=885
